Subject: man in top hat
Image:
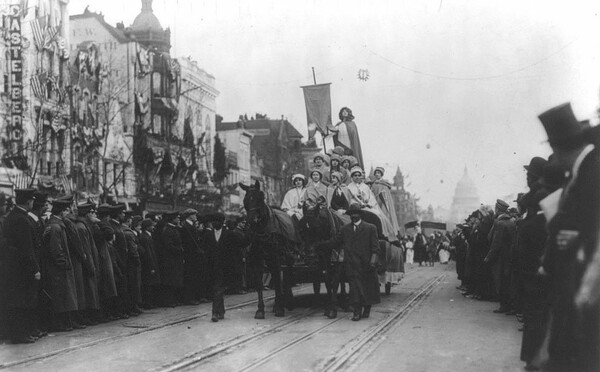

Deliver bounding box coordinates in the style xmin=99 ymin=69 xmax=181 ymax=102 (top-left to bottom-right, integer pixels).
xmin=536 ymin=102 xmax=600 ymax=371
xmin=139 ymin=218 xmax=161 ymax=308
xmin=327 ymin=204 xmax=380 ymax=321
xmin=484 ymin=199 xmax=516 ymax=314
xmin=281 ymin=174 xmax=307 ymax=221
xmin=2 ymin=189 xmax=41 ymax=343
xmin=159 ymin=211 xmax=184 ymax=307
xmin=179 ymin=208 xmax=204 ymax=305
xmin=121 ymin=211 xmax=143 ymax=315
xmin=42 ymin=195 xmax=78 ymax=332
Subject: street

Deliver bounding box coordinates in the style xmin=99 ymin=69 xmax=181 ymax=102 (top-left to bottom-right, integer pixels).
xmin=0 ymin=263 xmax=524 ymax=372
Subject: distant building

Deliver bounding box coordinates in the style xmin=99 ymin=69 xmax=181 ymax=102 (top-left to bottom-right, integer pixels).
xmin=390 ymin=166 xmax=419 ymax=234
xmin=219 ymin=117 xmax=303 ymax=206
xmin=448 ymin=166 xmax=481 ymax=223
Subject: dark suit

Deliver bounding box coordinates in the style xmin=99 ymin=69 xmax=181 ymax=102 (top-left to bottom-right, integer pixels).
xmin=180 ymin=221 xmax=204 ymax=302
xmin=332 ymin=220 xmax=381 ymax=310
xmin=3 ymin=206 xmax=40 ymax=341
xmin=139 ymin=230 xmax=160 ymax=306
xmin=204 ymin=228 xmax=239 ymax=317
xmin=543 ymin=147 xmax=600 ymax=371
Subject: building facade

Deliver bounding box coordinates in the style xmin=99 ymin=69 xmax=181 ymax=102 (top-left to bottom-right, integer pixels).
xmin=448 ymin=166 xmax=481 ymax=223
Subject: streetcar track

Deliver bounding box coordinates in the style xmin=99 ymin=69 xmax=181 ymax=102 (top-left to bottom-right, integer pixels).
xmin=0 ymin=287 xmax=304 ymax=370
xmin=319 ymin=274 xmax=446 ymax=372
xmin=166 ymin=274 xmax=445 ymax=372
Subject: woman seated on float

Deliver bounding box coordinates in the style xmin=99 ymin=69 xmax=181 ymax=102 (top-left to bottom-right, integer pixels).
xmin=347 ymin=166 xmax=398 ymax=242
xmin=326 ymin=171 xmax=351 ymax=215
xmin=301 ymin=168 xmax=328 ymax=207
xmin=281 ymin=173 xmax=307 ymax=221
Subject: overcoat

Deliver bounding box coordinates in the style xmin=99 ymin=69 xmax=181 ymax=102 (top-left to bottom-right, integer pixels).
xmin=3 ymin=206 xmax=39 ymax=309
xmin=180 ymin=221 xmax=204 ymax=291
xmin=203 ymin=228 xmax=239 ymax=287
xmin=91 ymin=220 xmax=117 ymax=300
xmin=139 ymin=231 xmax=161 ymax=286
xmin=543 ymin=146 xmax=600 ymax=370
xmin=42 ymin=215 xmax=77 ymax=313
xmin=74 ymin=217 xmax=100 ymax=310
xmin=63 ymin=215 xmax=89 ymax=309
xmin=160 ymin=223 xmax=184 ymax=288
xmin=332 ymin=220 xmax=380 ymax=306
xmin=486 ymin=214 xmax=516 ymax=295
xmin=122 ymin=226 xmax=142 ymax=304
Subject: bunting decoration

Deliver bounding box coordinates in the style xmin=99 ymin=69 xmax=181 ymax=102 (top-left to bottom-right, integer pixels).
xmin=30 ymin=15 xmax=46 ymax=50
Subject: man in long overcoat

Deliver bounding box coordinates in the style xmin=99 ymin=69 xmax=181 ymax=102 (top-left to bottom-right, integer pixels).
xmin=485 ymin=199 xmax=516 ymax=314
xmin=122 ymin=213 xmax=143 ymax=315
xmin=330 ymin=204 xmax=380 ymax=321
xmin=179 ymin=209 xmax=204 ymax=304
xmin=3 ymin=189 xmax=40 ymax=343
xmin=108 ymin=204 xmax=131 ymax=316
xmin=160 ymin=211 xmax=184 ymax=306
xmin=96 ymin=204 xmax=120 ymax=319
xmin=139 ymin=218 xmax=160 ymax=308
xmin=43 ymin=197 xmax=78 ymax=332
xmin=73 ymin=202 xmax=101 ymax=324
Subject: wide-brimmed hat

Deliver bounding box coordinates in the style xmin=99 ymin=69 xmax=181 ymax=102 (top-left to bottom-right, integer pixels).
xmin=349 ymin=166 xmax=364 ymax=177
xmin=523 ymin=157 xmax=547 ymax=178
xmin=538 ymin=102 xmax=588 ymax=148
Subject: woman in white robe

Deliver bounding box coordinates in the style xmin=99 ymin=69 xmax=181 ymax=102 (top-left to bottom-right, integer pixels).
xmin=281 ymin=174 xmax=307 ymax=221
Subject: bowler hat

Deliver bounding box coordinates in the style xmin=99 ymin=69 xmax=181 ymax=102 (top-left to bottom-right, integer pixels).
xmin=15 ymin=188 xmax=36 ymax=205
xmin=523 ymin=157 xmax=547 ymax=178
xmin=538 ymin=103 xmax=587 ymax=147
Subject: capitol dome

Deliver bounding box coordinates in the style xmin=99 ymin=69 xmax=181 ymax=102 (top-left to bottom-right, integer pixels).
xmin=448 ymin=166 xmax=481 ymax=223
xmin=129 ymin=0 xmax=171 ymax=52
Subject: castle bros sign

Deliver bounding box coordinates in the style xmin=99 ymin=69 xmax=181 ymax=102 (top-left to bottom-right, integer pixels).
xmin=7 ymin=4 xmax=23 ymax=147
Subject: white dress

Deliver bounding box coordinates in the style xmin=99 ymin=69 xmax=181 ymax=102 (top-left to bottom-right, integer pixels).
xmin=406 ymin=241 xmax=414 ymax=264
xmin=281 ymin=187 xmax=306 ymax=219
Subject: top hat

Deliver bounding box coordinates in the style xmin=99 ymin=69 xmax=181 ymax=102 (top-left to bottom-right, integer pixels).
xmin=538 ymin=102 xmax=587 ymax=147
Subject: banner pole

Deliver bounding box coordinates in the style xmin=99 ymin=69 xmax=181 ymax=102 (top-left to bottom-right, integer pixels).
xmin=312 ymin=67 xmax=317 ymax=85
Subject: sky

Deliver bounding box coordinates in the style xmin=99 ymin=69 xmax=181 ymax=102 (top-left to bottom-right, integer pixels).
xmin=69 ymin=0 xmax=600 ymax=211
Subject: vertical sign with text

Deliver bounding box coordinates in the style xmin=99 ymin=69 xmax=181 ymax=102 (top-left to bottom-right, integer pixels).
xmin=8 ymin=4 xmax=23 ymax=149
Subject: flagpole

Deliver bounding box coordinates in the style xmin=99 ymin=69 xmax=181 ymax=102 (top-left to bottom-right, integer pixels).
xmin=312 ymin=67 xmax=316 ymax=85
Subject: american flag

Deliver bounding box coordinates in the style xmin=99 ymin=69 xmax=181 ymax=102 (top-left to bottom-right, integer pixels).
xmin=43 ymin=25 xmax=59 ymax=50
xmin=31 ymin=16 xmax=46 ymax=50
xmin=13 ymin=173 xmax=32 ymax=189
xmin=60 ymin=175 xmax=73 ymax=194
xmin=30 ymin=72 xmax=47 ymax=99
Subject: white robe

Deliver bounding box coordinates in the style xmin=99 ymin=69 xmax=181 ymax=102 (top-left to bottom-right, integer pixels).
xmin=281 ymin=187 xmax=306 ymax=219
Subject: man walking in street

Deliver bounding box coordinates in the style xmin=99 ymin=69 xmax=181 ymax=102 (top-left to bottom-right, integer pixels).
xmin=330 ymin=204 xmax=380 ymax=321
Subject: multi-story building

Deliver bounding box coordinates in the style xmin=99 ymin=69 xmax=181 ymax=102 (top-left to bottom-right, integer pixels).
xmin=219 ymin=117 xmax=303 ymax=206
xmin=1 ymin=0 xmax=72 ymax=194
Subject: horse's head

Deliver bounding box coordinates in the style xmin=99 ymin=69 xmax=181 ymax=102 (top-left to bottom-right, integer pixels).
xmin=240 ymin=180 xmax=266 ymax=228
xmin=301 ymin=197 xmax=330 ymax=242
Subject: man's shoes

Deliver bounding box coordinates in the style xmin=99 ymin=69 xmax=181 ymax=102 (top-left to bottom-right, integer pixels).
xmin=351 ymin=313 xmax=361 ymax=321
xmin=362 ymin=306 xmax=371 ymax=319
xmin=211 ymin=314 xmax=219 ymax=322
xmin=327 ymin=309 xmax=337 ymax=319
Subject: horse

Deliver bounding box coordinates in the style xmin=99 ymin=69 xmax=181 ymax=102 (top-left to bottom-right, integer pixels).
xmin=302 ymin=198 xmax=351 ymax=316
xmin=239 ymin=180 xmax=300 ymax=319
